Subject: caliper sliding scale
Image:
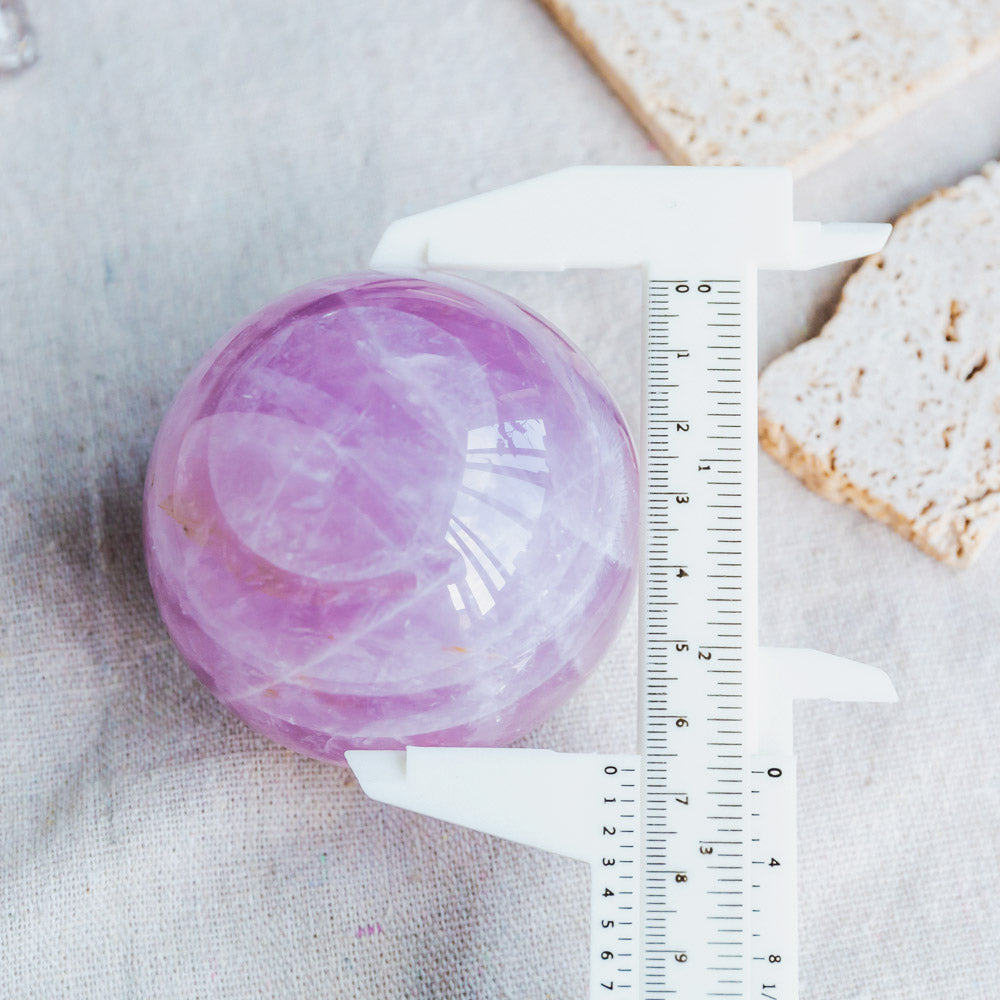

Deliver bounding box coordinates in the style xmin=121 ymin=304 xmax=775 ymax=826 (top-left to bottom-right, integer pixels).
xmin=348 ymin=167 xmax=896 ymax=1000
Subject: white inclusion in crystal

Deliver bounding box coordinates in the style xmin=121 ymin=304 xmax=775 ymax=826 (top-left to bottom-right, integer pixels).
xmin=289 ymin=494 xmax=326 ymax=511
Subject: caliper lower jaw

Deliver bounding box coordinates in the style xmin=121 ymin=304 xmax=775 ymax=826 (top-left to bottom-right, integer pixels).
xmin=369 ymin=165 xmax=889 ymax=275
xmin=347 ymin=646 xmax=895 ymax=856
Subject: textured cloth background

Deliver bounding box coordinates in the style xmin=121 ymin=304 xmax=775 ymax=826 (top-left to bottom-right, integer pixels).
xmin=2 ymin=1 xmax=1000 ymax=997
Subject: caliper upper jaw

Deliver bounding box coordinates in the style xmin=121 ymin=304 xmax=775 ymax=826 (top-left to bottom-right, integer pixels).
xmin=757 ymin=647 xmax=897 ymax=756
xmin=369 ymin=166 xmax=890 ymax=275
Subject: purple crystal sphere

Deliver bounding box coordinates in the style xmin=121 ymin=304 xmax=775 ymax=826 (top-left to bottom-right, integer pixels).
xmin=143 ymin=272 xmax=638 ymax=763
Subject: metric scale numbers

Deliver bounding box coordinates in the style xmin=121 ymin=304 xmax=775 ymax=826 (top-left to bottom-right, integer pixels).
xmin=593 ymin=759 xmax=640 ymax=994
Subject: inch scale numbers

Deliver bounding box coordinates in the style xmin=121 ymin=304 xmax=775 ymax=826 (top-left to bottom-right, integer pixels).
xmin=748 ymin=758 xmax=797 ymax=999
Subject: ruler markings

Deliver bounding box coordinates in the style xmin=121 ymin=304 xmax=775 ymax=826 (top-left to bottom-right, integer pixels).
xmin=641 ymin=276 xmax=751 ymax=999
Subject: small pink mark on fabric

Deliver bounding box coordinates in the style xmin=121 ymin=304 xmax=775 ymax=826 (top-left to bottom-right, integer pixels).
xmin=356 ymin=922 xmax=384 ymax=939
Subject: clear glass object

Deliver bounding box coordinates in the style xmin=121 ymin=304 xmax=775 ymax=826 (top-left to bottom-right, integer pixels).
xmin=0 ymin=0 xmax=36 ymax=74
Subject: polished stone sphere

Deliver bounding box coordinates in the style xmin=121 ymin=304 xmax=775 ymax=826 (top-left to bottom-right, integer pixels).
xmin=143 ymin=272 xmax=638 ymax=763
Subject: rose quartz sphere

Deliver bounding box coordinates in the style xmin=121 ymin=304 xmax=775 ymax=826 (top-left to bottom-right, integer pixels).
xmin=143 ymin=272 xmax=638 ymax=763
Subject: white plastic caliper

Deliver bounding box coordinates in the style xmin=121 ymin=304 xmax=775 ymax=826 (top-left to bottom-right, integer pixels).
xmin=347 ymin=167 xmax=896 ymax=1000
